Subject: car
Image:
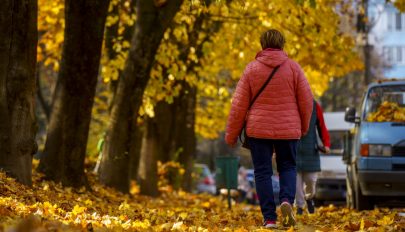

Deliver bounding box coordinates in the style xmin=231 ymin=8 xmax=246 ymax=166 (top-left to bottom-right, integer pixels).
xmin=315 ymin=112 xmax=354 ymax=205
xmin=245 ymin=169 xmax=280 ymax=205
xmin=344 ymin=80 xmax=405 ymax=210
xmin=193 ymin=163 xmax=216 ymax=195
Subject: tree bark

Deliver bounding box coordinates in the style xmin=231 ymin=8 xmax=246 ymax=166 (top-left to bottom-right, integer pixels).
xmin=138 ymin=100 xmax=178 ymax=194
xmin=142 ymin=84 xmax=197 ymax=193
xmin=144 ymin=0 xmax=220 ymax=191
xmin=94 ymin=0 xmax=137 ymax=175
xmin=166 ymin=3 xmax=220 ymax=191
xmin=0 ymin=0 xmax=38 ymax=185
xmin=138 ymin=90 xmax=195 ymax=194
xmin=36 ymin=65 xmax=50 ymax=120
xmin=129 ymin=124 xmax=144 ymax=180
xmin=38 ymin=0 xmax=110 ymax=187
xmin=138 ymin=117 xmax=160 ymax=197
xmin=173 ymin=83 xmax=197 ymax=191
xmin=98 ymin=0 xmax=184 ymax=193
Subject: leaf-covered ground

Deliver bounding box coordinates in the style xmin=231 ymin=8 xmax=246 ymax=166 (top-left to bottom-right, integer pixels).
xmin=1 ymin=165 xmax=405 ymax=231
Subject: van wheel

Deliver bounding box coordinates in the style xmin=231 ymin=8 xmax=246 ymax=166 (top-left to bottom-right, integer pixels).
xmin=346 ymin=177 xmax=355 ymax=209
xmin=354 ymin=180 xmax=373 ymax=210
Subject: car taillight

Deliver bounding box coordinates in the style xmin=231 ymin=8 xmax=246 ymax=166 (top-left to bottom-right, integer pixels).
xmin=203 ymin=176 xmax=214 ymax=185
xmin=360 ymin=144 xmax=369 ymax=157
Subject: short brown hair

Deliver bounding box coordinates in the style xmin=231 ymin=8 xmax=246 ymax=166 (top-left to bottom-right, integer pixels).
xmin=260 ymin=29 xmax=285 ymax=49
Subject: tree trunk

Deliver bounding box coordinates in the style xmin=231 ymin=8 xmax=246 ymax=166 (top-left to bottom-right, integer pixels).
xmin=94 ymin=0 xmax=137 ymax=175
xmin=36 ymin=65 xmax=50 ymax=120
xmin=143 ymin=0 xmax=220 ymax=191
xmin=176 ymin=84 xmax=197 ymax=191
xmin=0 ymin=0 xmax=37 ymax=185
xmin=38 ymin=0 xmax=110 ymax=187
xmin=142 ymin=82 xmax=197 ymax=192
xmin=137 ymin=100 xmax=178 ymax=193
xmin=138 ymin=94 xmax=192 ymax=195
xmin=98 ymin=0 xmax=184 ymax=193
xmin=154 ymin=100 xmax=177 ymax=163
xmin=138 ymin=118 xmax=160 ymax=197
xmin=168 ymin=2 xmax=219 ymax=190
xmin=129 ymin=124 xmax=144 ymax=180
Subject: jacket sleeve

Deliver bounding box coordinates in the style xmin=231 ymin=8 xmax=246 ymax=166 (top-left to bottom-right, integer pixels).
xmin=294 ymin=64 xmax=313 ymax=136
xmin=225 ymin=68 xmax=251 ymax=145
xmin=315 ymin=102 xmax=331 ymax=148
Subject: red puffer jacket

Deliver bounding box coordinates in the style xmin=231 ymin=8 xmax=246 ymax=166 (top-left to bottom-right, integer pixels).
xmin=225 ymin=48 xmax=313 ymax=145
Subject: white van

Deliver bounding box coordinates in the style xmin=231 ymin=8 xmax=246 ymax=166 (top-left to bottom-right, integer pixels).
xmin=315 ymin=112 xmax=354 ymax=205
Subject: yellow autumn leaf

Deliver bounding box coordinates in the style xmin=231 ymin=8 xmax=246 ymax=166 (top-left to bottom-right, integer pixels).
xmin=179 ymin=212 xmax=188 ymax=220
xmin=286 ymin=225 xmax=295 ymax=232
xmin=84 ymin=199 xmax=93 ymax=206
xmin=360 ymin=217 xmax=365 ymax=231
xmin=201 ymin=202 xmax=210 ymax=208
xmin=118 ymin=201 xmax=130 ymax=211
xmin=377 ymin=215 xmax=394 ymax=226
xmin=172 ymin=221 xmax=187 ymax=231
xmin=71 ymin=205 xmax=86 ymax=216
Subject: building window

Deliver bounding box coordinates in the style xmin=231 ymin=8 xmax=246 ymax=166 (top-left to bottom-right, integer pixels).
xmin=397 ymin=47 xmax=402 ymax=63
xmin=383 ymin=47 xmax=388 ymax=60
xmin=401 ymin=46 xmax=405 ymax=64
xmin=387 ymin=47 xmax=393 ymax=62
xmin=387 ymin=13 xmax=392 ymax=30
xmin=387 ymin=12 xmax=393 ymax=30
xmin=383 ymin=47 xmax=395 ymax=63
xmin=396 ymin=13 xmax=402 ymax=30
xmin=403 ymin=47 xmax=405 ymax=64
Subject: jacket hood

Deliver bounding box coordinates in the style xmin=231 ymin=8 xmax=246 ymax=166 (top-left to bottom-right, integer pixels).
xmin=255 ymin=48 xmax=288 ymax=67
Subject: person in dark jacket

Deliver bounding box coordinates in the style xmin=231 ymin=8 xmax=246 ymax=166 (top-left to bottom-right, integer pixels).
xmin=295 ymin=100 xmax=330 ymax=214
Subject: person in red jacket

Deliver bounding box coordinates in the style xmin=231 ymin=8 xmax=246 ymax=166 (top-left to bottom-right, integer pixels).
xmin=225 ymin=29 xmax=313 ymax=228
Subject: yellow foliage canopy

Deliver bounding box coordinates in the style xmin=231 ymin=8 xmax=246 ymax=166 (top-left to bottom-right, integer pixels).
xmin=391 ymin=0 xmax=405 ymax=12
xmin=37 ymin=0 xmax=64 ymax=71
xmin=38 ymin=0 xmax=364 ymax=140
xmin=194 ymin=0 xmax=363 ymax=138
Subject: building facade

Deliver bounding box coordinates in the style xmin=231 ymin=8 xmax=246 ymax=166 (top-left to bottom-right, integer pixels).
xmin=369 ymin=0 xmax=405 ymax=78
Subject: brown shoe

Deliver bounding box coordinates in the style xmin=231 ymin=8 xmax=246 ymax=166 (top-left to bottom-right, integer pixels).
xmin=280 ymin=201 xmax=296 ymax=227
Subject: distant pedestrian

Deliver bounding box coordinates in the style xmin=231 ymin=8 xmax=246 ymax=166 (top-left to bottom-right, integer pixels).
xmin=93 ymin=132 xmax=106 ymax=174
xmin=225 ymin=29 xmax=313 ymax=228
xmin=295 ymin=100 xmax=330 ymax=215
xmin=237 ymin=166 xmax=250 ymax=202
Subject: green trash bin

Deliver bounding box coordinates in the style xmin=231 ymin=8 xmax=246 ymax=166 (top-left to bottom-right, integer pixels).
xmin=215 ymin=156 xmax=239 ymax=209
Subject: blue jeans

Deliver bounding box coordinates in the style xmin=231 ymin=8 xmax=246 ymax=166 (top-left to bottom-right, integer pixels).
xmin=250 ymin=138 xmax=298 ymax=221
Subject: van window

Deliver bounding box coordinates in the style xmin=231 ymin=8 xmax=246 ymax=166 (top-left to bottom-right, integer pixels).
xmin=364 ymin=85 xmax=405 ymax=122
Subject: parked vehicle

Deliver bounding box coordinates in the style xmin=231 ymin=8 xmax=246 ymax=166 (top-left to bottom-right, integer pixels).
xmin=315 ymin=112 xmax=354 ymax=205
xmin=245 ymin=169 xmax=280 ymax=205
xmin=193 ymin=163 xmax=216 ymax=195
xmin=344 ymin=80 xmax=405 ymax=210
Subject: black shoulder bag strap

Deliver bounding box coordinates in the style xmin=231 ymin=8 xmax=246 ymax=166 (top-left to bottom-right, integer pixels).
xmin=239 ymin=64 xmax=282 ymax=144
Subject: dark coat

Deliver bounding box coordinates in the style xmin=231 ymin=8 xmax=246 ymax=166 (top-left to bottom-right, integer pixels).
xmin=296 ymin=102 xmax=320 ymax=172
